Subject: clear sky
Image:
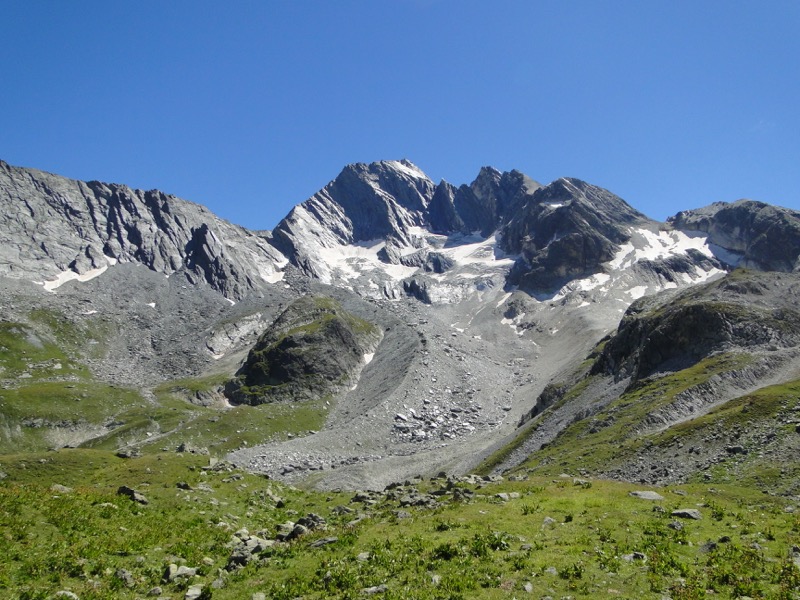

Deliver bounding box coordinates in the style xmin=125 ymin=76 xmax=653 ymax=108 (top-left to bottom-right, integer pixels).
xmin=2 ymin=1 xmax=799 ymax=229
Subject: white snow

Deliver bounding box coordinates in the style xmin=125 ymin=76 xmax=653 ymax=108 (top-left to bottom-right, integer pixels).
xmin=441 ymin=234 xmax=518 ymax=269
xmin=627 ymin=285 xmax=648 ymax=300
xmin=146 ymin=302 xmax=156 ymax=308
xmin=496 ymin=292 xmax=513 ymax=308
xmin=609 ymin=227 xmax=718 ymax=271
xmin=363 ymin=352 xmax=375 ymax=365
xmin=386 ymin=160 xmax=429 ymax=180
xmin=42 ymin=265 xmax=109 ymax=292
xmin=552 ymin=273 xmax=611 ymax=300
xmin=82 ymin=310 xmax=98 ymax=316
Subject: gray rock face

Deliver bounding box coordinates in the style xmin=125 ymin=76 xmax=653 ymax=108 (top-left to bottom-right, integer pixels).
xmin=669 ymin=200 xmax=800 ymax=272
xmin=271 ymin=160 xmax=436 ymax=271
xmin=270 ymin=160 xmax=540 ymax=280
xmin=501 ymin=177 xmax=648 ymax=291
xmin=592 ymin=271 xmax=800 ymax=383
xmin=0 ymin=160 xmax=286 ymax=299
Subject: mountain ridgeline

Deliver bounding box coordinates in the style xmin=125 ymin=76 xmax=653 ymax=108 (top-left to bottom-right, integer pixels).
xmin=2 ymin=157 xmax=800 ymax=494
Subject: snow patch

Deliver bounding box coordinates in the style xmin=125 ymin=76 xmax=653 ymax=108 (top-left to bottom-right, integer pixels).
xmin=363 ymin=352 xmax=375 ymax=365
xmin=627 ymin=285 xmax=648 ymax=300
xmin=496 ymin=292 xmax=513 ymax=308
xmin=42 ymin=265 xmax=109 ymax=292
xmin=146 ymin=302 xmax=156 ymax=308
xmin=386 ymin=160 xmax=429 ymax=180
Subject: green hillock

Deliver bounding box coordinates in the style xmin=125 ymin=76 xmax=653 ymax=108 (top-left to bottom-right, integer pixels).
xmin=226 ymin=295 xmax=381 ymax=405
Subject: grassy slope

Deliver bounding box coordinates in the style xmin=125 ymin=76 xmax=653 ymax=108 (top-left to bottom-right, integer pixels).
xmin=1 ymin=450 xmax=798 ymax=599
xmin=0 ymin=310 xmax=330 ymax=456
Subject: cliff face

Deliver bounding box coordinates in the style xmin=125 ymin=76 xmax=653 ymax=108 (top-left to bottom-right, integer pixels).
xmin=669 ymin=199 xmax=800 ymax=273
xmin=592 ymin=270 xmax=800 ymax=384
xmin=0 ymin=160 xmax=286 ymax=299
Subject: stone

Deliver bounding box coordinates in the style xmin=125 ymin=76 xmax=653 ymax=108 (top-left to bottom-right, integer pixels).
xmin=671 ymin=509 xmax=702 ymax=520
xmin=54 ymin=593 xmax=79 ymax=599
xmin=115 ymin=568 xmax=135 ymax=587
xmin=362 ymin=583 xmax=388 ymax=594
xmin=50 ymin=484 xmax=73 ymax=494
xmin=116 ymin=447 xmax=141 ymax=459
xmin=164 ymin=563 xmax=198 ymax=582
xmin=309 ymin=537 xmax=339 ymax=548
xmin=147 ymin=587 xmax=163 ymax=597
xmin=185 ymin=584 xmax=204 ymax=600
xmin=117 ymin=485 xmax=149 ymax=505
xmin=629 ymin=490 xmax=664 ymax=501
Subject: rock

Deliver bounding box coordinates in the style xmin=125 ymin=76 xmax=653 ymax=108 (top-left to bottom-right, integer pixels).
xmin=671 ymin=509 xmax=702 ymax=520
xmin=176 ymin=442 xmax=209 ymax=455
xmin=177 ymin=481 xmax=192 ymax=490
xmin=147 ymin=587 xmax=163 ymax=597
xmin=54 ymin=592 xmax=79 ymax=599
xmin=361 ymin=583 xmax=388 ymax=595
xmin=115 ymin=568 xmax=135 ymax=588
xmin=252 ymin=594 xmax=267 ymax=600
xmin=117 ymin=485 xmax=149 ymax=505
xmin=50 ymin=483 xmax=73 ymax=494
xmin=542 ymin=516 xmax=556 ymax=528
xmin=357 ymin=552 xmax=371 ymax=562
xmin=185 ymin=584 xmax=205 ymax=600
xmin=177 ymin=565 xmax=198 ymax=578
xmin=622 ymin=552 xmax=647 ymax=562
xmin=629 ymin=491 xmax=664 ymax=501
xmin=667 ymin=521 xmax=684 ymax=531
xmin=164 ymin=563 xmax=198 ymax=582
xmin=523 ymin=581 xmax=534 ymax=593
xmin=309 ymin=537 xmax=339 ymax=548
xmin=116 ymin=447 xmax=141 ymax=459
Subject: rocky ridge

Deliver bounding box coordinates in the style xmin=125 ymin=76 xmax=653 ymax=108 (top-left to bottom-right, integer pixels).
xmin=0 ymin=160 xmax=286 ymax=300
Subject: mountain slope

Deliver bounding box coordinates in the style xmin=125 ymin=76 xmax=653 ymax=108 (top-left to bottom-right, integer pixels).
xmin=0 ymin=160 xmax=287 ymax=300
xmin=487 ymin=269 xmax=800 ymax=493
xmin=2 ymin=156 xmax=800 ymax=494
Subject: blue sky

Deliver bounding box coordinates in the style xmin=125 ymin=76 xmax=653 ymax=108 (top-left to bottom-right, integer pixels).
xmin=2 ymin=1 xmax=798 ymax=229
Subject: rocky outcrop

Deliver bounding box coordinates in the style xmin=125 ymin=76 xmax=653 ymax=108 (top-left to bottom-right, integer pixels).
xmin=0 ymin=160 xmax=286 ymax=299
xmin=592 ymin=270 xmax=800 ymax=383
xmin=225 ymin=295 xmax=382 ymax=405
xmin=669 ymin=199 xmax=800 ymax=272
xmin=502 ymin=178 xmax=648 ymax=291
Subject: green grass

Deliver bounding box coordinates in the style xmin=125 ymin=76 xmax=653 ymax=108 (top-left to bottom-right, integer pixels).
xmin=500 ymin=352 xmax=752 ymax=476
xmin=0 ymin=312 xmax=329 ymax=456
xmin=1 ymin=450 xmax=798 ymax=599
